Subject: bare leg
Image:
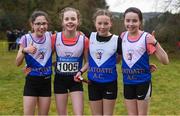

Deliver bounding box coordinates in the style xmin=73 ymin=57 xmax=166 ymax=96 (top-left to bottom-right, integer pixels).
xmin=38 ymin=97 xmax=51 ymax=115
xmin=23 ymin=96 xmax=37 ymax=115
xmin=137 ymin=99 xmax=149 ymax=115
xmin=103 ymin=99 xmax=116 ymax=115
xmin=70 ymin=91 xmax=84 ymax=115
xmin=55 ymin=93 xmax=68 ymax=115
xmin=89 ymin=100 xmax=103 ymax=115
xmin=124 ymin=99 xmax=138 ymax=115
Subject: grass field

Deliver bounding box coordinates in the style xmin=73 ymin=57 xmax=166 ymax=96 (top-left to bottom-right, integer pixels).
xmin=0 ymin=41 xmax=180 ymax=115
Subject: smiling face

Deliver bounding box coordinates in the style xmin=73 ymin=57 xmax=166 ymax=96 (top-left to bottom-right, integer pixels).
xmin=95 ymin=15 xmax=112 ymax=37
xmin=31 ymin=16 xmax=48 ymax=37
xmin=124 ymin=12 xmax=141 ymax=35
xmin=62 ymin=10 xmax=79 ymax=32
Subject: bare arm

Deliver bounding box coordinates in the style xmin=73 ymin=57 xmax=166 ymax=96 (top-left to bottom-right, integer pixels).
xmin=15 ymin=45 xmax=25 ymax=66
xmin=74 ymin=38 xmax=89 ymax=82
xmin=15 ymin=42 xmax=37 ymax=66
xmin=154 ymin=42 xmax=169 ymax=65
xmin=79 ymin=37 xmax=89 ymax=73
xmin=74 ymin=49 xmax=89 ymax=82
xmin=81 ymin=47 xmax=89 ymax=73
xmin=148 ymin=31 xmax=169 ymax=65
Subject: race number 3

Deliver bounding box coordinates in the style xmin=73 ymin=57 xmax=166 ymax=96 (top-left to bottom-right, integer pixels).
xmin=57 ymin=62 xmax=79 ymax=72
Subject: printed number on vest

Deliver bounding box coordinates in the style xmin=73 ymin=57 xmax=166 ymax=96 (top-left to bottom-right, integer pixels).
xmin=57 ymin=62 xmax=79 ymax=72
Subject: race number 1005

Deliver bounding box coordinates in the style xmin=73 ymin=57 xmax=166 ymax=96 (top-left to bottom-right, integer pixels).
xmin=57 ymin=62 xmax=79 ymax=72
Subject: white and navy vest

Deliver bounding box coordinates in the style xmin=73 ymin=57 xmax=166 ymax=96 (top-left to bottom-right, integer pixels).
xmin=88 ymin=32 xmax=118 ymax=83
xmin=55 ymin=32 xmax=85 ymax=76
xmin=24 ymin=32 xmax=52 ymax=76
xmin=122 ymin=31 xmax=151 ymax=84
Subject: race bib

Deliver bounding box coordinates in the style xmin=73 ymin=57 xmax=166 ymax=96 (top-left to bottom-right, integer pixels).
xmin=57 ymin=62 xmax=79 ymax=72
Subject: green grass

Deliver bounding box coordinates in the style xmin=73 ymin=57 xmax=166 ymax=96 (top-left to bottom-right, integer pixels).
xmin=149 ymin=54 xmax=180 ymax=115
xmin=0 ymin=41 xmax=180 ymax=115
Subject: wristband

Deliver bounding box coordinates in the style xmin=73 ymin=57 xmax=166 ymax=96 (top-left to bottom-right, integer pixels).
xmin=154 ymin=40 xmax=158 ymax=46
xmin=79 ymin=70 xmax=83 ymax=75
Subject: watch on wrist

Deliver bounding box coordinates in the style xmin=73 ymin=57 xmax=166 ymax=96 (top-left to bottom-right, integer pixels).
xmin=79 ymin=70 xmax=83 ymax=75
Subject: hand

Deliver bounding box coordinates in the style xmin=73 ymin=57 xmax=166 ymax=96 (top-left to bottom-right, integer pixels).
xmin=147 ymin=30 xmax=157 ymax=45
xmin=74 ymin=71 xmax=82 ymax=82
xmin=151 ymin=30 xmax=155 ymax=37
xmin=74 ymin=74 xmax=91 ymax=84
xmin=24 ymin=42 xmax=37 ymax=54
xmin=150 ymin=63 xmax=157 ymax=73
xmin=22 ymin=67 xmax=31 ymax=75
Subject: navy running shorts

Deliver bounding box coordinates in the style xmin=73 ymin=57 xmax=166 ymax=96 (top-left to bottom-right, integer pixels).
xmin=54 ymin=74 xmax=83 ymax=94
xmin=88 ymin=80 xmax=117 ymax=101
xmin=23 ymin=75 xmax=51 ymax=97
xmin=123 ymin=81 xmax=152 ymax=100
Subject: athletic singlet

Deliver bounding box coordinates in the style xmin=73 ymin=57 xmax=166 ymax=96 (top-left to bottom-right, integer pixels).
xmin=24 ymin=32 xmax=52 ymax=76
xmin=55 ymin=32 xmax=85 ymax=76
xmin=88 ymin=32 xmax=118 ymax=83
xmin=122 ymin=31 xmax=151 ymax=84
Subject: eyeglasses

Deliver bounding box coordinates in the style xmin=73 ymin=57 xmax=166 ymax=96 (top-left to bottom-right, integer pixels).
xmin=34 ymin=22 xmax=48 ymax=26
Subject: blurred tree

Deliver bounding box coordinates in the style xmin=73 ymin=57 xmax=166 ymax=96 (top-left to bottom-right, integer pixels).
xmin=0 ymin=0 xmax=107 ymax=36
xmin=144 ymin=11 xmax=180 ymax=50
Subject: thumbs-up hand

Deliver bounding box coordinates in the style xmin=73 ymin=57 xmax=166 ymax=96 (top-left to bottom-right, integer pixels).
xmin=151 ymin=30 xmax=155 ymax=37
xmin=23 ymin=41 xmax=37 ymax=54
xmin=147 ymin=30 xmax=157 ymax=46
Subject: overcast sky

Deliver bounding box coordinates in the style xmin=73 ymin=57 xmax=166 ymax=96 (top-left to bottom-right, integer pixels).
xmin=106 ymin=0 xmax=180 ymax=13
